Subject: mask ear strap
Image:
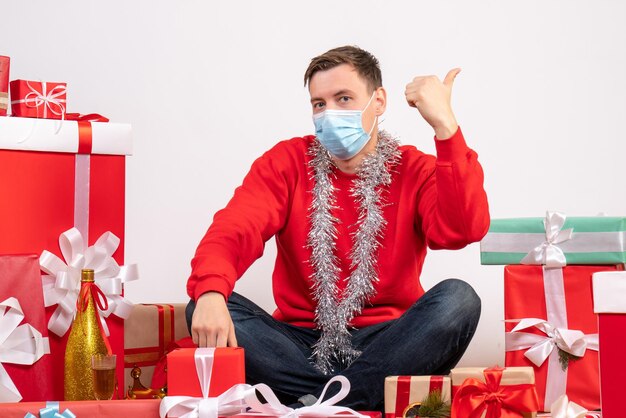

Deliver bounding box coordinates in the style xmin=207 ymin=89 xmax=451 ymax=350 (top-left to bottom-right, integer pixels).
xmin=363 ymin=90 xmax=377 ymax=111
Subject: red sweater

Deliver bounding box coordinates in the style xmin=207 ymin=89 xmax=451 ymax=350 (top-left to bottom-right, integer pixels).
xmin=188 ymin=127 xmax=490 ymax=328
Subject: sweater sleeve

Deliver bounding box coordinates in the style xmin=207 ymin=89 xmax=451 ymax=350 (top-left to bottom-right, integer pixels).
xmin=415 ymin=126 xmax=490 ymax=250
xmin=187 ymin=143 xmax=293 ymax=301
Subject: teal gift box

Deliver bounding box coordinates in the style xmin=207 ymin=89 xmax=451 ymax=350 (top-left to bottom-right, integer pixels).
xmin=480 ymin=212 xmax=626 ymax=265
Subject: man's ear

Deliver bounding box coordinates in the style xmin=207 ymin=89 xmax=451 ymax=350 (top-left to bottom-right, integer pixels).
xmin=375 ymin=87 xmax=387 ymax=116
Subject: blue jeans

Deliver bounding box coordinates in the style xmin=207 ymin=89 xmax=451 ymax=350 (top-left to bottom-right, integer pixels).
xmin=185 ymin=278 xmax=480 ymax=411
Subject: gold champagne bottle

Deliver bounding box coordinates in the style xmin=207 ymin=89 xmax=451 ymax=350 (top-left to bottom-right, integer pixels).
xmin=64 ymin=269 xmax=111 ymax=400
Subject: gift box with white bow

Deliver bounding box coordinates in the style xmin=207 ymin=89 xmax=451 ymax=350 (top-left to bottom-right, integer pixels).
xmin=10 ymin=80 xmax=67 ymax=120
xmin=0 ymin=255 xmax=51 ymax=403
xmin=480 ymin=212 xmax=626 ymax=266
xmin=504 ymin=265 xmax=623 ymax=412
xmin=0 ymin=115 xmax=133 ymax=400
xmin=592 ymin=271 xmax=626 ymax=418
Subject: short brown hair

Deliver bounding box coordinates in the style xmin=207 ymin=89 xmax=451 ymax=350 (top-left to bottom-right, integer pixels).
xmin=304 ymin=45 xmax=382 ymax=92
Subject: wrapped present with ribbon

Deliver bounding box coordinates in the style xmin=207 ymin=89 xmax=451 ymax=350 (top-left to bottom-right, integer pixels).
xmin=450 ymin=366 xmax=539 ymax=418
xmin=504 ymin=265 xmax=623 ymax=411
xmin=10 ymin=80 xmax=67 ymax=120
xmin=0 ymin=296 xmax=50 ymax=403
xmin=480 ymin=211 xmax=626 ymax=266
xmin=23 ymin=401 xmax=75 ymax=418
xmin=0 ymin=56 xmax=9 ymax=116
xmin=166 ymin=347 xmax=245 ymax=398
xmin=384 ymin=376 xmax=451 ymax=418
xmin=124 ymin=304 xmax=190 ymax=392
xmin=0 ymin=255 xmax=54 ymax=402
xmin=539 ymin=394 xmax=602 ymax=418
xmin=161 ymin=347 xmax=369 ymax=418
xmin=592 ymin=271 xmax=626 ymax=418
xmin=0 ymin=115 xmax=132 ymax=400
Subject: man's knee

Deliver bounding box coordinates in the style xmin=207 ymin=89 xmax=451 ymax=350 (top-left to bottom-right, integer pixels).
xmin=433 ymin=278 xmax=481 ymax=325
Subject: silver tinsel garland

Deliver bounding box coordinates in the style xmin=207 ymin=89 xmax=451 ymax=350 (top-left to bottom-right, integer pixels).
xmin=306 ymin=131 xmax=401 ymax=374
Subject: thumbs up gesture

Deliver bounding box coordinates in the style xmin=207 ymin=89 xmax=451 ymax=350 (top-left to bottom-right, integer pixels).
xmin=405 ymin=68 xmax=460 ymax=139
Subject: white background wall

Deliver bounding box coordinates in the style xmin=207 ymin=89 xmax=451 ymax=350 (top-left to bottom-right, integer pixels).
xmin=5 ymin=1 xmax=626 ymax=368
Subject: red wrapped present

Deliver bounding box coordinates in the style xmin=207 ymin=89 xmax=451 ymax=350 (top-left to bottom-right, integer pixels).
xmin=167 ymin=347 xmax=245 ymax=397
xmin=451 ymin=366 xmax=539 ymax=418
xmin=10 ymin=79 xmax=67 ymax=119
xmin=0 ymin=56 xmax=9 ymax=116
xmin=123 ymin=303 xmax=190 ymax=391
xmin=504 ymin=265 xmax=623 ymax=412
xmin=592 ymin=271 xmax=626 ymax=418
xmin=384 ymin=375 xmax=451 ymax=418
xmin=0 ymin=255 xmax=52 ymax=402
xmin=0 ymin=115 xmax=132 ymax=400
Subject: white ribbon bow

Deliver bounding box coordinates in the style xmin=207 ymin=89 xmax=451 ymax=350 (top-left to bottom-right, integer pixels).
xmin=0 ymin=297 xmax=50 ymax=402
xmin=160 ymin=348 xmax=367 ymax=418
xmin=521 ymin=211 xmax=573 ymax=267
xmin=39 ymin=227 xmax=139 ymax=337
xmin=550 ymin=394 xmax=599 ymax=418
xmin=11 ymin=81 xmax=67 ymax=119
xmin=505 ymin=318 xmax=598 ymax=367
xmin=247 ymin=376 xmax=366 ymax=418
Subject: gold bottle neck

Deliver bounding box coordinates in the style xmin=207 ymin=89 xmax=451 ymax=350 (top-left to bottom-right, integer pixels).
xmin=81 ymin=269 xmax=95 ymax=283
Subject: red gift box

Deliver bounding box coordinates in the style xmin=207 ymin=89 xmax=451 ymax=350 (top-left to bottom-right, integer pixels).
xmin=451 ymin=366 xmax=539 ymax=418
xmin=0 ymin=254 xmax=53 ymax=402
xmin=504 ymin=265 xmax=623 ymax=412
xmin=167 ymin=347 xmax=245 ymax=397
xmin=10 ymin=79 xmax=67 ymax=119
xmin=0 ymin=56 xmax=9 ymax=116
xmin=0 ymin=116 xmax=132 ymax=400
xmin=592 ymin=271 xmax=626 ymax=418
xmin=384 ymin=375 xmax=451 ymax=418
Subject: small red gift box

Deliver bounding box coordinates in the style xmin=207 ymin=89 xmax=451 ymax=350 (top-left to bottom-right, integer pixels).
xmin=0 ymin=254 xmax=54 ymax=402
xmin=384 ymin=375 xmax=451 ymax=418
xmin=504 ymin=265 xmax=623 ymax=411
xmin=592 ymin=271 xmax=626 ymax=418
xmin=10 ymin=79 xmax=67 ymax=119
xmin=167 ymin=347 xmax=245 ymax=397
xmin=0 ymin=115 xmax=132 ymax=400
xmin=0 ymin=56 xmax=9 ymax=116
xmin=451 ymin=366 xmax=539 ymax=418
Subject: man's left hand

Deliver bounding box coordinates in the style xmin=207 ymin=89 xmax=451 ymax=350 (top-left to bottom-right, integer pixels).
xmin=405 ymin=68 xmax=460 ymax=140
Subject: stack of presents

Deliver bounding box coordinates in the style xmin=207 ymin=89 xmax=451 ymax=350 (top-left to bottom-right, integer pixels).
xmin=0 ymin=53 xmax=625 ymax=417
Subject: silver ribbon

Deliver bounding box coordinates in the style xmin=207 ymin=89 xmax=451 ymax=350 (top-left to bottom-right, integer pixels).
xmin=549 ymin=394 xmax=599 ymax=418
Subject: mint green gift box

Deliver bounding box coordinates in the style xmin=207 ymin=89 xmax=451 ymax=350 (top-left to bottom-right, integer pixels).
xmin=480 ymin=214 xmax=626 ymax=265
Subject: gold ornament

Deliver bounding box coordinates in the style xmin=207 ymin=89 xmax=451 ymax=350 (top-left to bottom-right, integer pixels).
xmin=64 ymin=269 xmax=112 ymax=400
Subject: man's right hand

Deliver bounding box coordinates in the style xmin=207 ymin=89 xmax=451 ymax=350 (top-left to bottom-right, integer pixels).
xmin=191 ymin=291 xmax=238 ymax=347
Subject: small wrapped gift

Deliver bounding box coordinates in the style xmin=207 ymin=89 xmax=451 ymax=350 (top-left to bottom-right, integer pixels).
xmin=0 ymin=56 xmax=9 ymax=116
xmin=10 ymin=79 xmax=67 ymax=119
xmin=480 ymin=212 xmax=626 ymax=266
xmin=167 ymin=347 xmax=245 ymax=397
xmin=450 ymin=366 xmax=539 ymax=418
xmin=504 ymin=265 xmax=623 ymax=411
xmin=384 ymin=376 xmax=451 ymax=418
xmin=592 ymin=271 xmax=626 ymax=418
xmin=124 ymin=303 xmax=190 ymax=391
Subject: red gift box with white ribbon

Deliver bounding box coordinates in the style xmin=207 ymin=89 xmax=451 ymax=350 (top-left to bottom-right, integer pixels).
xmin=592 ymin=271 xmax=626 ymax=418
xmin=10 ymin=79 xmax=67 ymax=119
xmin=0 ymin=115 xmax=133 ymax=400
xmin=504 ymin=264 xmax=623 ymax=412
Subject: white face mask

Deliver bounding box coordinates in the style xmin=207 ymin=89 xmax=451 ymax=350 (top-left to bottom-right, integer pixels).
xmin=312 ymin=92 xmax=377 ymax=160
